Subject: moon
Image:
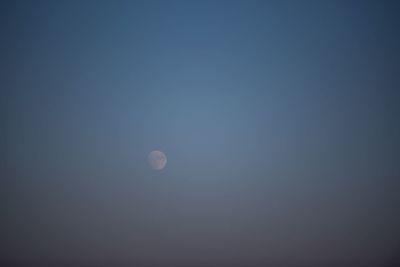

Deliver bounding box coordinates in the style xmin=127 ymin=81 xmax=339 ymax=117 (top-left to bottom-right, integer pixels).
xmin=148 ymin=150 xmax=167 ymax=170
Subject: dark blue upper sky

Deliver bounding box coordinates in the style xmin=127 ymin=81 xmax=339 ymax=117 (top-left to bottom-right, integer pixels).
xmin=1 ymin=1 xmax=400 ymax=266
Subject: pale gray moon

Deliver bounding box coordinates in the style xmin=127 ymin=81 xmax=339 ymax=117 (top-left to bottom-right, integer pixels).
xmin=148 ymin=150 xmax=167 ymax=170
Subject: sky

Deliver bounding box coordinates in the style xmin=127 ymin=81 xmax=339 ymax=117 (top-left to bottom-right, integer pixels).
xmin=1 ymin=1 xmax=400 ymax=267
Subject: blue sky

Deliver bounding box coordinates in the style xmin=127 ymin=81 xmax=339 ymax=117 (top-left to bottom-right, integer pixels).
xmin=1 ymin=1 xmax=400 ymax=266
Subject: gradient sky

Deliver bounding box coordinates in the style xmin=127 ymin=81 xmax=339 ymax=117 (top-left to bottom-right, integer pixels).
xmin=1 ymin=1 xmax=400 ymax=267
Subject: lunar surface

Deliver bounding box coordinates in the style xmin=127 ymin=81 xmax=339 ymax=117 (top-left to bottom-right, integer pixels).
xmin=148 ymin=150 xmax=167 ymax=170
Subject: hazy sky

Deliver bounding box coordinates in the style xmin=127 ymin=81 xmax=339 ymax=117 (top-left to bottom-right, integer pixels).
xmin=1 ymin=1 xmax=400 ymax=266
